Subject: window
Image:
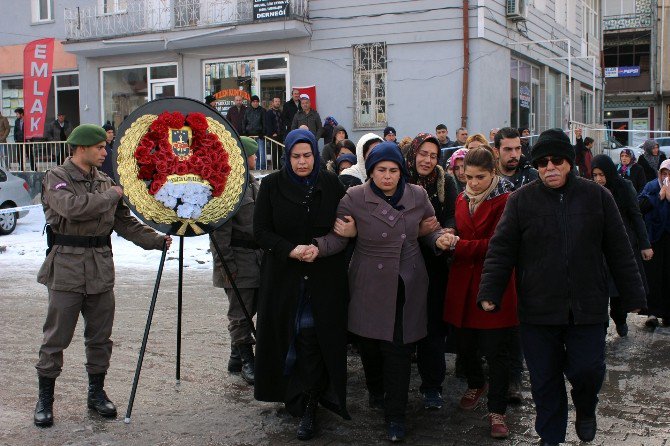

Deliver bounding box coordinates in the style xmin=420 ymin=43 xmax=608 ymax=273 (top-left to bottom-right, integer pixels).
xmin=603 ymin=34 xmax=650 ymax=68
xmin=582 ymin=0 xmax=599 ymax=44
xmin=100 ymin=0 xmax=127 ymax=14
xmin=580 ymin=90 xmax=594 ymax=124
xmin=31 ymin=0 xmax=53 ymax=22
xmin=353 ymin=43 xmax=387 ymax=128
xmin=604 ymin=0 xmax=635 ymax=16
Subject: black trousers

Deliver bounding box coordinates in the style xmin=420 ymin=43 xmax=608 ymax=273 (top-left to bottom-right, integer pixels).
xmin=609 ymin=295 xmax=627 ymax=327
xmin=293 ymin=327 xmax=328 ymax=396
xmin=520 ymin=322 xmax=606 ymax=444
xmin=358 ymin=277 xmax=413 ymax=423
xmin=456 ymin=326 xmax=513 ymax=414
xmin=644 ymin=232 xmax=670 ymax=319
xmin=509 ymin=325 xmax=524 ymax=384
xmin=416 ymin=284 xmax=447 ymax=394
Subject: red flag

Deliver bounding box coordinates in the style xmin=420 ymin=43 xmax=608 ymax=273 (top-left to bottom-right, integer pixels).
xmin=23 ymin=38 xmax=55 ymax=140
xmin=294 ymin=85 xmax=317 ymax=111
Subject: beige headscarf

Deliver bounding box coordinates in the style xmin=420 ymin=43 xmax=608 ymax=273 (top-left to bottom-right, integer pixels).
xmin=465 ymin=175 xmax=500 ymax=215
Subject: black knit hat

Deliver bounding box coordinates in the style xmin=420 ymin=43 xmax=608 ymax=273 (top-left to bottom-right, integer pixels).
xmin=530 ymin=128 xmax=575 ymax=167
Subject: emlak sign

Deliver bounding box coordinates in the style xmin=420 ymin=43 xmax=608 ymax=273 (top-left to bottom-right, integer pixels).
xmin=23 ymin=38 xmax=55 ymax=140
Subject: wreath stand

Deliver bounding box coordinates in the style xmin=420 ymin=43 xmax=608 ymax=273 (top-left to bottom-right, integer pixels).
xmin=123 ymin=233 xmax=256 ymax=424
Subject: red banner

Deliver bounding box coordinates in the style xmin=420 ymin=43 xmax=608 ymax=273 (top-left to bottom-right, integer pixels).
xmin=23 ymin=38 xmax=55 ymax=140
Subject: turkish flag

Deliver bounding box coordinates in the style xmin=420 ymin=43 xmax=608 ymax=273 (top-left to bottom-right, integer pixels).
xmin=294 ymin=85 xmax=317 ymax=111
xmin=23 ymin=38 xmax=55 ymax=140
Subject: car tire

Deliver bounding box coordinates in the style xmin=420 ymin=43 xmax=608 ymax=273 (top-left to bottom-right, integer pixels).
xmin=0 ymin=204 xmax=18 ymax=235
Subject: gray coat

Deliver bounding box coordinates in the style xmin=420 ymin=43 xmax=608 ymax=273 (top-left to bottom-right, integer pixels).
xmin=316 ymin=182 xmax=440 ymax=343
xmin=211 ymin=175 xmax=261 ymax=289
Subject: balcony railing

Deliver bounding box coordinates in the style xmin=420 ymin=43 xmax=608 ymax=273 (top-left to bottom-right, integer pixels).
xmin=603 ymin=13 xmax=652 ymax=31
xmin=65 ymin=0 xmax=308 ymax=41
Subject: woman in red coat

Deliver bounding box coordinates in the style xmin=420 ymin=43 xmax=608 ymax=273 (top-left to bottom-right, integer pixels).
xmin=440 ymin=147 xmax=518 ymax=439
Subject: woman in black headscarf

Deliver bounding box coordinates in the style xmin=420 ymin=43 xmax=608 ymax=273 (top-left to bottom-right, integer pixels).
xmin=591 ymin=154 xmax=652 ymax=336
xmin=405 ymin=133 xmax=457 ymax=409
xmin=638 ymin=139 xmax=668 ymax=182
xmin=253 ymin=129 xmax=350 ymax=440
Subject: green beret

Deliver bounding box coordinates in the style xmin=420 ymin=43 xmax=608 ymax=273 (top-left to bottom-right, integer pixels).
xmin=67 ymin=124 xmax=108 ymax=146
xmin=240 ymin=136 xmax=258 ymax=157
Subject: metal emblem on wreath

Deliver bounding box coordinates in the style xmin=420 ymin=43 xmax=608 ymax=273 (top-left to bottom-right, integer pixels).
xmin=113 ymin=98 xmax=248 ymax=236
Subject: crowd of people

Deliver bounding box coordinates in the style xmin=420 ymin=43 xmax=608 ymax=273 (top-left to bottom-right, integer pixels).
xmin=31 ymin=100 xmax=670 ymax=446
xmin=207 ymin=113 xmax=670 ymax=445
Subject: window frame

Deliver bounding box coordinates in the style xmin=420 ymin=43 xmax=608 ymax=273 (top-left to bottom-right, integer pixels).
xmin=353 ymin=42 xmax=388 ymax=130
xmin=31 ymin=0 xmax=53 ymax=23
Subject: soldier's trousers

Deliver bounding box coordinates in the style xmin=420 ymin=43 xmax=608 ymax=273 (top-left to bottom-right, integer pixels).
xmin=224 ymin=287 xmax=257 ymax=346
xmin=36 ymin=289 xmax=115 ymax=379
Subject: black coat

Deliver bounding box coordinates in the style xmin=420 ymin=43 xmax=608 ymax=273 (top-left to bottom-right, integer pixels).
xmin=280 ymin=99 xmax=300 ymax=141
xmin=243 ymin=106 xmax=265 ymax=136
xmin=618 ymin=163 xmax=647 ymax=192
xmin=638 ymin=153 xmax=668 ymax=182
xmin=14 ymin=117 xmax=24 ymax=142
xmin=253 ymin=169 xmax=349 ymax=419
xmin=478 ymin=173 xmax=647 ymax=325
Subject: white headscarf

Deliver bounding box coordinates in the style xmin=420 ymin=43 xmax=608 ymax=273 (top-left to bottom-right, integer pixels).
xmin=339 ymin=132 xmax=382 ymax=183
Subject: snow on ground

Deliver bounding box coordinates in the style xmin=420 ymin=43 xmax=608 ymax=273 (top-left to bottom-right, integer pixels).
xmin=0 ymin=208 xmax=215 ymax=271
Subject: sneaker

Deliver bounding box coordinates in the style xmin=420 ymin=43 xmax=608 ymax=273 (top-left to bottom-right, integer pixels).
xmin=387 ymin=421 xmax=405 ymax=442
xmin=488 ymin=413 xmax=509 ymax=438
xmin=507 ymin=381 xmax=522 ymax=405
xmin=422 ymin=390 xmax=443 ymax=410
xmin=459 ymin=383 xmax=488 ymax=410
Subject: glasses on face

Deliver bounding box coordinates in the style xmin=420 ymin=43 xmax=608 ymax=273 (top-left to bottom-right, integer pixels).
xmin=535 ymin=156 xmax=566 ymax=168
xmin=417 ymin=150 xmax=438 ymax=160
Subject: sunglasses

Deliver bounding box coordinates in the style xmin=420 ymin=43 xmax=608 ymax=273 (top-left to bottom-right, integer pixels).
xmin=535 ymin=156 xmax=566 ymax=168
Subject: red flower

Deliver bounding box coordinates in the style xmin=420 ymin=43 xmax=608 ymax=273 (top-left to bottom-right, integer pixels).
xmin=200 ymin=165 xmax=214 ymax=179
xmin=149 ymin=178 xmax=165 ymax=195
xmin=138 ymin=164 xmax=155 ymax=180
xmin=174 ymin=162 xmax=189 ymax=176
xmin=186 ymin=113 xmax=208 ymax=132
xmin=188 ymin=157 xmax=205 ymax=174
xmin=200 ymin=133 xmax=217 ymax=149
xmin=156 ymin=160 xmax=171 ymax=174
xmin=158 ymin=140 xmax=172 ymax=153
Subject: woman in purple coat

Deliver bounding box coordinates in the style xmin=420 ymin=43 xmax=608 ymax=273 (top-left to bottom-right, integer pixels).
xmin=305 ymin=142 xmax=447 ymax=442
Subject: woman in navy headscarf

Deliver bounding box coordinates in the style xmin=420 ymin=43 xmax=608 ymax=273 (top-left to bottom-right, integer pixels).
xmin=253 ymin=129 xmax=350 ymax=440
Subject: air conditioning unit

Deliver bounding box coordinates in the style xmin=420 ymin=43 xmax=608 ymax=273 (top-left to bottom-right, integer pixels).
xmin=506 ymin=0 xmax=527 ymax=21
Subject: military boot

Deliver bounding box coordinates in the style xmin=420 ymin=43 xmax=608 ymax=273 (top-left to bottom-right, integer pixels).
xmin=238 ymin=344 xmax=255 ymax=385
xmin=228 ymin=345 xmax=242 ymax=373
xmin=87 ymin=373 xmax=117 ymax=417
xmin=34 ymin=376 xmax=55 ymax=427
xmin=296 ymin=392 xmax=319 ymax=441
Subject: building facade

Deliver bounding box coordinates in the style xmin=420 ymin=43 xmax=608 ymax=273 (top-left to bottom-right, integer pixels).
xmin=1 ymin=0 xmax=602 ymax=145
xmin=603 ymin=0 xmax=661 ymax=146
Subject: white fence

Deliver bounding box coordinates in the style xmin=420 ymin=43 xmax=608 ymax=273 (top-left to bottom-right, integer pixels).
xmin=0 ymin=142 xmax=70 ymax=172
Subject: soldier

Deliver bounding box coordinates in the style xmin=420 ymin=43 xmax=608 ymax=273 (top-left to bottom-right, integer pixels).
xmin=34 ymin=124 xmax=172 ymax=427
xmin=210 ymin=136 xmax=261 ymax=385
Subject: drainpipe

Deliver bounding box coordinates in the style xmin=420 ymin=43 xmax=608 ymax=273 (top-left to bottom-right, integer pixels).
xmin=461 ymin=0 xmax=470 ymax=128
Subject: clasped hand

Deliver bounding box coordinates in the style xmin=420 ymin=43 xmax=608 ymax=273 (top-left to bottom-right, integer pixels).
xmin=436 ymin=232 xmax=459 ymax=251
xmin=289 ymin=244 xmax=319 ymax=262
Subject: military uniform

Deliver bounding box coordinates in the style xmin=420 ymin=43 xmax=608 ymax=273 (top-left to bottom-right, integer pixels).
xmin=210 ymin=136 xmax=261 ymax=384
xmin=34 ymin=124 xmax=166 ymax=427
xmin=36 ymin=158 xmax=164 ymax=377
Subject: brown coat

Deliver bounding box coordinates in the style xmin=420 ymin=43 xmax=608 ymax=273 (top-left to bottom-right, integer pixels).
xmin=0 ymin=115 xmax=9 ymax=142
xmin=37 ymin=159 xmax=164 ymax=294
xmin=210 ymin=175 xmax=262 ymax=288
xmin=316 ymin=182 xmax=440 ymax=343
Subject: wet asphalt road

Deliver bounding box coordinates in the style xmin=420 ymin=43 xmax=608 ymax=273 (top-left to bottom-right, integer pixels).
xmin=1 ymin=262 xmax=669 ymax=446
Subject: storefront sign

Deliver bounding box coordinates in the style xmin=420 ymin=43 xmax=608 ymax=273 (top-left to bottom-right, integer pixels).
xmin=23 ymin=38 xmax=54 ymax=140
xmin=605 ymin=66 xmax=640 ymax=78
xmin=253 ymin=0 xmax=290 ymax=21
xmin=212 ymin=89 xmax=251 ymax=115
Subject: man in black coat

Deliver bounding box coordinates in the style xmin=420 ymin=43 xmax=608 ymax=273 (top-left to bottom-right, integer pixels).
xmin=477 ymin=128 xmax=646 ymax=446
xmin=280 ymin=88 xmax=301 ymax=142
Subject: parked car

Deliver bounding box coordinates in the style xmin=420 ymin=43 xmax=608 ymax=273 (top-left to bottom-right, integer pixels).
xmin=0 ymin=167 xmax=32 ymax=235
xmin=604 ymin=137 xmax=670 ymax=164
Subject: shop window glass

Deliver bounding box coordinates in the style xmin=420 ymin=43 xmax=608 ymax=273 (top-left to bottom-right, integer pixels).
xmin=56 ymin=74 xmax=79 ymax=88
xmin=258 ymin=58 xmax=287 ymax=70
xmin=102 ymin=67 xmax=148 ymax=129
xmin=204 ymin=60 xmax=256 ymax=115
xmin=632 ymin=108 xmax=648 ymax=118
xmin=150 ymin=65 xmax=177 ymax=80
xmin=1 ymin=79 xmax=24 ymax=140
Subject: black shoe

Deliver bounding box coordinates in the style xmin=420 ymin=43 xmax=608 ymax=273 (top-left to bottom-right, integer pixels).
xmin=296 ymin=393 xmax=318 ymax=441
xmin=34 ymin=376 xmax=55 ymax=427
xmin=645 ymin=315 xmax=660 ymax=328
xmin=615 ymin=323 xmax=629 ymax=337
xmin=387 ymin=421 xmax=405 ymax=442
xmin=238 ymin=344 xmax=255 ymax=385
xmin=507 ymin=380 xmax=522 ymax=405
xmin=539 ymin=441 xmax=558 ymax=446
xmin=227 ymin=345 xmax=242 ymax=373
xmin=368 ymin=392 xmax=385 ymax=410
xmin=575 ymin=414 xmax=597 ymax=442
xmin=422 ymin=390 xmax=443 ymax=410
xmin=87 ymin=374 xmax=117 ymax=418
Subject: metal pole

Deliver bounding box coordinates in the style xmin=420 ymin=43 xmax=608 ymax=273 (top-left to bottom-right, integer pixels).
xmin=568 ymin=40 xmax=573 ymax=133
xmin=592 ymin=56 xmax=596 ymax=125
xmin=176 ymin=236 xmax=183 ymax=383
xmin=124 ymin=241 xmax=169 ymax=424
xmin=209 ymin=233 xmax=256 ymax=337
